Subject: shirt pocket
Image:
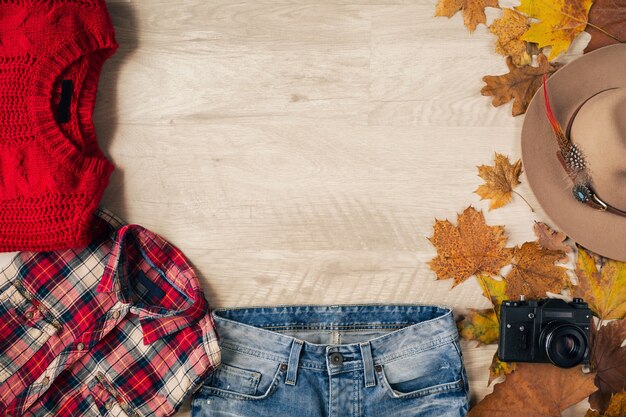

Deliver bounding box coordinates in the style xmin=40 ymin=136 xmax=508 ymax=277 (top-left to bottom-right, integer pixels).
xmin=200 ymin=359 xmax=285 ymax=401
xmin=0 ymin=282 xmax=61 ymax=384
xmin=377 ymin=339 xmax=466 ymax=399
xmin=88 ymin=373 xmax=135 ymax=417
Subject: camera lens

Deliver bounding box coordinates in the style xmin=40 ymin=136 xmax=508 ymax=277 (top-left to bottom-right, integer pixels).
xmin=540 ymin=322 xmax=588 ymax=368
xmin=554 ymin=335 xmax=577 ymax=357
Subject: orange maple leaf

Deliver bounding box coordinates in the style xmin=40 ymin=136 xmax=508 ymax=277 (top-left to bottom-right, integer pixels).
xmin=468 ymin=363 xmax=597 ymax=416
xmin=475 ymin=153 xmax=523 ymax=211
xmin=489 ymin=9 xmax=532 ymax=67
xmin=504 ymin=242 xmax=570 ymax=299
xmin=428 ymin=207 xmax=513 ymax=287
xmin=436 ymin=0 xmax=500 ymax=33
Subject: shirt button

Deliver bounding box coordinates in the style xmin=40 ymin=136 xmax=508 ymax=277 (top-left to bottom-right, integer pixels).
xmin=24 ymin=311 xmax=34 ymax=319
xmin=76 ymin=342 xmax=85 ymax=351
xmin=105 ymin=399 xmax=114 ymax=410
xmin=112 ymin=310 xmax=120 ymax=319
xmin=330 ymin=352 xmax=343 ymax=366
xmin=42 ymin=377 xmax=49 ymax=385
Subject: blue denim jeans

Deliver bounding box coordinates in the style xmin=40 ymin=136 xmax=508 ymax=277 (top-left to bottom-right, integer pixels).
xmin=192 ymin=305 xmax=469 ymax=417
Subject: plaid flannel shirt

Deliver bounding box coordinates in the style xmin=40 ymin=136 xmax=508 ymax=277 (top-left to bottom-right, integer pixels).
xmin=0 ymin=210 xmax=220 ymax=417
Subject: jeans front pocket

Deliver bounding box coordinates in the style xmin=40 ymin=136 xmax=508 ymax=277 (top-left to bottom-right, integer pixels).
xmin=200 ymin=361 xmax=285 ymax=401
xmin=377 ymin=338 xmax=466 ymax=400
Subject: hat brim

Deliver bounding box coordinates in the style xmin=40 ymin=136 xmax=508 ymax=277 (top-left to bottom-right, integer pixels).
xmin=521 ymin=44 xmax=626 ymax=261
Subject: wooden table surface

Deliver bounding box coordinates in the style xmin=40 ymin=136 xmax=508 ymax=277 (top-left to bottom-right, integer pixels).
xmin=0 ymin=0 xmax=594 ymax=415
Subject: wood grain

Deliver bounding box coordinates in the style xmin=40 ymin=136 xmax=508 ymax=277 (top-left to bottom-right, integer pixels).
xmin=2 ymin=0 xmax=593 ymax=415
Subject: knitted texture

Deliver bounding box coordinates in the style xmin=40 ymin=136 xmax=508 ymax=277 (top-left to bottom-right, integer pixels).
xmin=0 ymin=0 xmax=118 ymax=251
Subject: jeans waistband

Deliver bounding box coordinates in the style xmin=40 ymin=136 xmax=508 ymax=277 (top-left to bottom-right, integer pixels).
xmin=213 ymin=304 xmax=458 ymax=377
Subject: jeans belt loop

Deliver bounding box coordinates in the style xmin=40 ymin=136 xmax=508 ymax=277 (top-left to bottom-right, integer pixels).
xmin=360 ymin=342 xmax=376 ymax=388
xmin=285 ymin=339 xmax=304 ymax=386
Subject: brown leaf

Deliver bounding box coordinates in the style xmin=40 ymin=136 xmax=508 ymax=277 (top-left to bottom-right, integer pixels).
xmin=489 ymin=9 xmax=532 ymax=66
xmin=458 ymin=309 xmax=499 ymax=345
xmin=584 ymin=0 xmax=626 ymax=53
xmin=504 ymin=242 xmax=570 ymax=299
xmin=589 ymin=319 xmax=626 ymax=413
xmin=586 ymin=392 xmax=626 ymax=417
xmin=488 ymin=351 xmax=516 ymax=385
xmin=475 ymin=153 xmax=523 ymax=211
xmin=573 ymin=247 xmax=626 ymax=320
xmin=517 ymin=0 xmax=594 ymax=60
xmin=435 ymin=0 xmax=500 ymax=33
xmin=468 ymin=363 xmax=597 ymax=416
xmin=533 ymin=221 xmax=572 ymax=257
xmin=429 ymin=207 xmax=513 ymax=287
xmin=481 ymin=54 xmax=561 ymax=116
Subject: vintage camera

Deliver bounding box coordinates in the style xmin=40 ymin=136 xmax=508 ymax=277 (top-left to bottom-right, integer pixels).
xmin=498 ymin=297 xmax=592 ymax=368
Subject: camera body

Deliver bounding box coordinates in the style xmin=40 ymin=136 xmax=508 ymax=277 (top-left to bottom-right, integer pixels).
xmin=498 ymin=298 xmax=591 ymax=368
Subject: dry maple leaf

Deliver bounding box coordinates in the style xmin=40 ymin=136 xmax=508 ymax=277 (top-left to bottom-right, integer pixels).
xmin=585 ymin=392 xmax=626 ymax=417
xmin=504 ymin=242 xmax=569 ymax=299
xmin=458 ymin=309 xmax=499 ymax=345
xmin=481 ymin=54 xmax=561 ymax=116
xmin=589 ymin=319 xmax=626 ymax=413
xmin=584 ymin=0 xmax=626 ymax=53
xmin=517 ymin=0 xmax=594 ymax=60
xmin=468 ymin=362 xmax=597 ymax=416
xmin=533 ymin=221 xmax=572 ymax=259
xmin=428 ymin=207 xmax=513 ymax=287
xmin=488 ymin=351 xmax=516 ymax=385
xmin=475 ymin=153 xmax=523 ymax=211
xmin=489 ymin=9 xmax=532 ymax=66
xmin=573 ymin=247 xmax=626 ymax=320
xmin=435 ymin=0 xmax=500 ymax=33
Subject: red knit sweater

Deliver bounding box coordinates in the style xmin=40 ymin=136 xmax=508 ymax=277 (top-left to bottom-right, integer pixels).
xmin=0 ymin=0 xmax=118 ymax=251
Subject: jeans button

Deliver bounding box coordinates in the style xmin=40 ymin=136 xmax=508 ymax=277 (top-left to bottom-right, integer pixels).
xmin=330 ymin=352 xmax=343 ymax=366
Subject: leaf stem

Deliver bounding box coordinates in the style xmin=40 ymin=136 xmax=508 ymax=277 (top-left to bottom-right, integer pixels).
xmin=524 ymin=2 xmax=624 ymax=46
xmin=513 ymin=190 xmax=535 ymax=212
xmin=585 ymin=22 xmax=624 ymax=43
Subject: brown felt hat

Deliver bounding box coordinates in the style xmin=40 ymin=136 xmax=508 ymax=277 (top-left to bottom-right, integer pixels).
xmin=522 ymin=44 xmax=626 ymax=261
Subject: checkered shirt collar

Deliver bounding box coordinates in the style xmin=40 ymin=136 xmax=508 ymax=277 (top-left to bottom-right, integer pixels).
xmin=97 ymin=224 xmax=208 ymax=345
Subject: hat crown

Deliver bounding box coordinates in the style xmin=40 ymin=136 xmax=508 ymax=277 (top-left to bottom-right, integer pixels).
xmin=570 ymin=87 xmax=626 ymax=211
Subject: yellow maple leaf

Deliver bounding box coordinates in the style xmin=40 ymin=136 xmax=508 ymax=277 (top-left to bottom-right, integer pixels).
xmin=435 ymin=0 xmax=500 ymax=33
xmin=428 ymin=207 xmax=513 ymax=287
xmin=489 ymin=351 xmax=516 ymax=385
xmin=573 ymin=247 xmax=626 ymax=320
xmin=475 ymin=153 xmax=523 ymax=211
xmin=504 ymin=242 xmax=570 ymax=299
xmin=478 ymin=274 xmax=507 ymax=318
xmin=458 ymin=309 xmax=499 ymax=345
xmin=517 ymin=0 xmax=594 ymax=60
xmin=489 ymin=9 xmax=532 ymax=66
